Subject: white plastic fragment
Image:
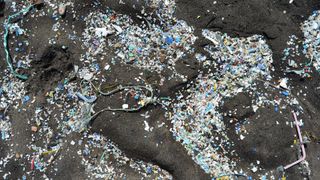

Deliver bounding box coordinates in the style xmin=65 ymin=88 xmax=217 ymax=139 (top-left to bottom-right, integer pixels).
xmin=58 ymin=3 xmax=67 ymax=16
xmin=279 ymin=78 xmax=288 ymax=89
xmin=144 ymin=121 xmax=150 ymax=132
xmin=251 ymin=166 xmax=258 ymax=173
xmin=112 ymin=24 xmax=123 ymax=34
xmin=104 ymin=64 xmax=110 ymax=71
xmin=240 ymin=134 xmax=245 ymax=140
xmin=79 ymin=69 xmax=93 ymax=80
xmin=70 ymin=140 xmax=75 ymax=145
xmin=122 ymin=104 xmax=129 ymax=109
xmin=95 ymin=27 xmax=113 ymax=37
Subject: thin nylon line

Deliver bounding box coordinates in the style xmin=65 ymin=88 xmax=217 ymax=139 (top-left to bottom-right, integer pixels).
xmin=76 ymin=80 xmax=157 ymax=131
xmin=3 ymin=4 xmax=34 ymax=80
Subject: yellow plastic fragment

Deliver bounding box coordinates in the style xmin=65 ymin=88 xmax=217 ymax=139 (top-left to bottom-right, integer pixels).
xmin=47 ymin=91 xmax=54 ymax=97
xmin=214 ymin=83 xmax=217 ymax=91
xmin=41 ymin=149 xmax=58 ymax=156
xmin=217 ymin=176 xmax=229 ymax=180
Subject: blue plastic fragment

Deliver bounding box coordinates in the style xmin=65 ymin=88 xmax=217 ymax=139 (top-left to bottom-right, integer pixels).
xmin=165 ymin=36 xmax=174 ymax=44
xmin=281 ymin=91 xmax=289 ymax=96
xmin=67 ymin=91 xmax=74 ymax=100
xmin=94 ymin=63 xmax=100 ymax=71
xmin=35 ymin=161 xmax=44 ymax=171
xmin=313 ymin=10 xmax=318 ymax=15
xmin=257 ymin=63 xmax=266 ymax=70
xmin=248 ymin=48 xmax=256 ymax=53
xmin=23 ymin=95 xmax=30 ymax=104
xmin=76 ymin=92 xmax=97 ymax=103
xmin=250 ymin=147 xmax=257 ymax=154
xmin=175 ymin=36 xmax=181 ymax=43
xmin=137 ymin=47 xmax=142 ymax=53
xmin=205 ymin=103 xmax=214 ymax=113
xmin=134 ymin=94 xmax=140 ymax=100
xmin=83 ymin=147 xmax=90 ymax=156
xmin=15 ymin=27 xmax=23 ymax=36
xmin=1 ymin=131 xmax=7 ymax=140
xmin=57 ymin=83 xmax=64 ymax=91
xmin=17 ymin=60 xmax=23 ymax=68
xmin=146 ymin=166 xmax=152 ymax=174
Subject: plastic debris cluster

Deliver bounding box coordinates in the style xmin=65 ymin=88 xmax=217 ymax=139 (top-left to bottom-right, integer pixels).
xmin=0 ymin=0 xmax=316 ymax=179
xmin=283 ymin=10 xmax=320 ymax=77
xmin=0 ymin=74 xmax=27 ymax=141
xmin=148 ymin=0 xmax=176 ymax=22
xmin=83 ymin=9 xmax=196 ymax=74
xmin=82 ymin=133 xmax=172 ymax=179
xmin=168 ymin=30 xmax=273 ymax=176
xmin=302 ymin=10 xmax=320 ymax=71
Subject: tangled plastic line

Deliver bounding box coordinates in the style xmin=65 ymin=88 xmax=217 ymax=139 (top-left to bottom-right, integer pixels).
xmin=85 ymin=80 xmax=157 ymax=112
xmin=76 ymin=80 xmax=158 ymax=131
xmin=3 ymin=4 xmax=34 ymax=80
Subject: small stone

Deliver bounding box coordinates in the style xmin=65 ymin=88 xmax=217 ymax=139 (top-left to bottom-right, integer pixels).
xmin=31 ymin=126 xmax=38 ymax=132
xmin=32 ymin=0 xmax=44 ymax=5
xmin=159 ymin=53 xmax=166 ymax=63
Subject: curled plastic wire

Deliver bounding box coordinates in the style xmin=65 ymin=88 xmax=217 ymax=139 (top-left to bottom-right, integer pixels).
xmin=76 ymin=80 xmax=157 ymax=131
xmin=85 ymin=80 xmax=156 ymax=111
xmin=3 ymin=4 xmax=34 ymax=80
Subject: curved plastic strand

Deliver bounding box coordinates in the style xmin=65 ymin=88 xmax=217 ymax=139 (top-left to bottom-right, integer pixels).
xmin=3 ymin=4 xmax=34 ymax=80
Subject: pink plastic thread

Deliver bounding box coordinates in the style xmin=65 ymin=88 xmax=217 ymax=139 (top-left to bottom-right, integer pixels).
xmin=283 ymin=111 xmax=306 ymax=170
